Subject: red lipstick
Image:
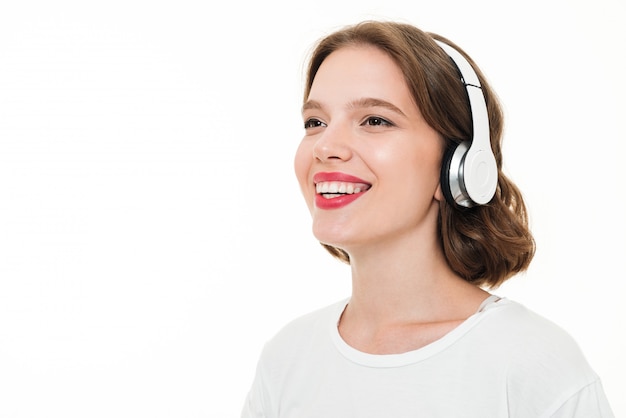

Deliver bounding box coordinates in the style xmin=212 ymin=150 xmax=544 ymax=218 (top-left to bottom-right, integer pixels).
xmin=313 ymin=172 xmax=369 ymax=184
xmin=313 ymin=172 xmax=371 ymax=210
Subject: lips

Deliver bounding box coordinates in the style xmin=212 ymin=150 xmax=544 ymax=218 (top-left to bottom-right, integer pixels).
xmin=313 ymin=172 xmax=371 ymax=210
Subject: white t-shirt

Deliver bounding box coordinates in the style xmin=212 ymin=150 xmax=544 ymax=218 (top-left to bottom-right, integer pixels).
xmin=242 ymin=296 xmax=614 ymax=418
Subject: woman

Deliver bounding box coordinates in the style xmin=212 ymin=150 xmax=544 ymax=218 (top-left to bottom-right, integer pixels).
xmin=242 ymin=21 xmax=613 ymax=417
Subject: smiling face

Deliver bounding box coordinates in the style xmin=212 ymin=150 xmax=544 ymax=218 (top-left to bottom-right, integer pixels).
xmin=294 ymin=45 xmax=445 ymax=255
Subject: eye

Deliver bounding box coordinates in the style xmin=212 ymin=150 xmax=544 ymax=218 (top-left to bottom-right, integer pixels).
xmin=362 ymin=116 xmax=394 ymax=127
xmin=304 ymin=118 xmax=326 ymax=129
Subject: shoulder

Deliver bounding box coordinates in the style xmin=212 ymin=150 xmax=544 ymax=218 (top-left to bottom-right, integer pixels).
xmin=480 ymin=298 xmax=595 ymax=371
xmin=456 ymin=298 xmax=597 ymax=379
xmin=479 ymin=298 xmax=589 ymax=353
xmin=479 ymin=298 xmax=604 ymax=416
xmin=258 ymin=298 xmax=346 ymax=364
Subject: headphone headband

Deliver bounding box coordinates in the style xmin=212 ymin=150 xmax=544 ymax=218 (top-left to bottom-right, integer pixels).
xmin=434 ymin=40 xmax=498 ymax=207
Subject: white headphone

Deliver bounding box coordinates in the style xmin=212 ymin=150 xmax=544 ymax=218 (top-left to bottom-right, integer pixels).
xmin=434 ymin=40 xmax=498 ymax=208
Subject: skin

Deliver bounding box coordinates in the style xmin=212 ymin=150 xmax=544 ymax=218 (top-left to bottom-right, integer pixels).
xmin=295 ymin=45 xmax=489 ymax=355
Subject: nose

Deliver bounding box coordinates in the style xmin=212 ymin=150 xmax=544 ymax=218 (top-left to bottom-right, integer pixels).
xmin=312 ymin=123 xmax=353 ymax=163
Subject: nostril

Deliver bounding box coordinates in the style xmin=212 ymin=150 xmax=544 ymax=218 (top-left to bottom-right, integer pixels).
xmin=313 ymin=140 xmax=352 ymax=162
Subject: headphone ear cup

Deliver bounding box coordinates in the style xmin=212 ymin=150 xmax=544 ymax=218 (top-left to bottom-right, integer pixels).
xmin=462 ymin=147 xmax=498 ymax=206
xmin=440 ymin=144 xmax=457 ymax=206
xmin=440 ymin=141 xmax=472 ymax=208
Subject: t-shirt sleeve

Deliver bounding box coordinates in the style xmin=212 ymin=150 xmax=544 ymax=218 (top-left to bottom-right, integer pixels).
xmin=240 ymin=369 xmax=267 ymax=418
xmin=548 ymin=379 xmax=614 ymax=418
xmin=240 ymin=349 xmax=270 ymax=418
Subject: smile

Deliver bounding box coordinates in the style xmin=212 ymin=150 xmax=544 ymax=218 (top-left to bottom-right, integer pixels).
xmin=313 ymin=172 xmax=371 ymax=209
xmin=316 ymin=181 xmax=369 ymax=198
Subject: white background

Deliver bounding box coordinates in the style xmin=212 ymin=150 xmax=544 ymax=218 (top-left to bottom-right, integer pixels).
xmin=1 ymin=0 xmax=624 ymax=417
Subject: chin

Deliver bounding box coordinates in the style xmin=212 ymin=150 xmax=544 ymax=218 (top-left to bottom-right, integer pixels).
xmin=312 ymin=226 xmax=351 ymax=249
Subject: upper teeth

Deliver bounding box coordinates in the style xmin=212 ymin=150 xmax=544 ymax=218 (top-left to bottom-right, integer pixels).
xmin=316 ymin=181 xmax=368 ymax=195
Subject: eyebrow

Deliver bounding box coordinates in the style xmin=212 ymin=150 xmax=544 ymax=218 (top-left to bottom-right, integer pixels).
xmin=302 ymin=100 xmax=323 ymax=113
xmin=349 ymin=98 xmax=406 ymax=117
xmin=302 ymin=97 xmax=407 ymax=117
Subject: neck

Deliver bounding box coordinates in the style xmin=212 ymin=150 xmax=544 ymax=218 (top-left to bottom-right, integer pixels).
xmin=344 ymin=227 xmax=488 ymax=326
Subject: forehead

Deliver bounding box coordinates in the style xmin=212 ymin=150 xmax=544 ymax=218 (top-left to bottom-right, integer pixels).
xmin=309 ymin=45 xmax=409 ymax=99
xmin=306 ymin=45 xmax=419 ymax=120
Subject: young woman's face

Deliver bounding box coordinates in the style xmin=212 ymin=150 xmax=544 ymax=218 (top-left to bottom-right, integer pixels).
xmin=294 ymin=45 xmax=444 ymax=253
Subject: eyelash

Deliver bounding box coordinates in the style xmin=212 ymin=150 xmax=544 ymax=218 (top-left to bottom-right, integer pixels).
xmin=304 ymin=118 xmax=326 ymax=129
xmin=303 ymin=116 xmax=394 ymax=130
xmin=362 ymin=116 xmax=394 ymax=127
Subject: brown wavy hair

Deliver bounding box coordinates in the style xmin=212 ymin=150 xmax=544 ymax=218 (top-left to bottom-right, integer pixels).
xmin=302 ymin=21 xmax=535 ymax=288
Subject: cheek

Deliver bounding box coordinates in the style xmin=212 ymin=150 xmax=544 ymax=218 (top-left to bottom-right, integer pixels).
xmin=375 ymin=142 xmax=442 ymax=197
xmin=294 ymin=140 xmax=313 ymax=199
